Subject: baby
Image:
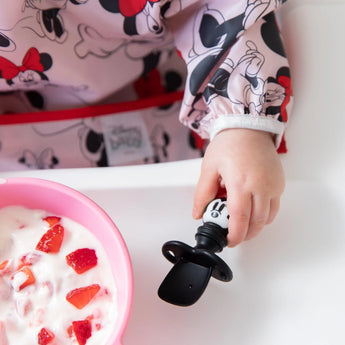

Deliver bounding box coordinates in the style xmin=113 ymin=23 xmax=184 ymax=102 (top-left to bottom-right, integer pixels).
xmin=0 ymin=0 xmax=292 ymax=246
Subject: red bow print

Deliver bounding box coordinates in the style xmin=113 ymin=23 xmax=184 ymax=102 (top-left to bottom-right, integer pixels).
xmin=119 ymin=0 xmax=160 ymax=17
xmin=276 ymin=74 xmax=292 ymax=154
xmin=0 ymin=47 xmax=44 ymax=80
xmin=277 ymin=75 xmax=292 ymax=123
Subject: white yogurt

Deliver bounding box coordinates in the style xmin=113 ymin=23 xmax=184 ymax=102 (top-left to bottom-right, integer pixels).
xmin=0 ymin=206 xmax=117 ymax=345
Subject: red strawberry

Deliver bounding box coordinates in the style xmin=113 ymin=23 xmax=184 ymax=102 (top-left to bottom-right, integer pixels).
xmin=72 ymin=320 xmax=92 ymax=345
xmin=66 ymin=248 xmax=97 ymax=274
xmin=43 ymin=216 xmax=61 ymax=227
xmin=0 ymin=260 xmax=9 ymax=271
xmin=38 ymin=327 xmax=55 ymax=345
xmin=66 ymin=284 xmax=101 ymax=309
xmin=0 ymin=259 xmax=13 ymax=275
xmin=11 ymin=266 xmax=35 ymax=291
xmin=35 ymin=224 xmax=64 ymax=253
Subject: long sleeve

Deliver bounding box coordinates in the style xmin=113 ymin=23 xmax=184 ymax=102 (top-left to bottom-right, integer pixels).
xmin=166 ymin=0 xmax=292 ymax=150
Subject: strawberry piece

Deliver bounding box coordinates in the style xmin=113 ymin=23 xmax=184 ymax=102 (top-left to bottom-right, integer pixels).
xmin=0 ymin=260 xmax=13 ymax=276
xmin=72 ymin=320 xmax=92 ymax=345
xmin=0 ymin=260 xmax=8 ymax=271
xmin=38 ymin=327 xmax=55 ymax=345
xmin=11 ymin=266 xmax=35 ymax=291
xmin=35 ymin=224 xmax=64 ymax=253
xmin=66 ymin=248 xmax=97 ymax=274
xmin=43 ymin=216 xmax=61 ymax=227
xmin=66 ymin=284 xmax=101 ymax=309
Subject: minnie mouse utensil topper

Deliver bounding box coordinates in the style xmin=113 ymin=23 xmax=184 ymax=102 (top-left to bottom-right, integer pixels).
xmin=158 ymin=198 xmax=233 ymax=306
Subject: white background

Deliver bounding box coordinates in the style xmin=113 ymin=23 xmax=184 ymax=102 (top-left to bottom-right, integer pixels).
xmin=1 ymin=1 xmax=345 ymax=344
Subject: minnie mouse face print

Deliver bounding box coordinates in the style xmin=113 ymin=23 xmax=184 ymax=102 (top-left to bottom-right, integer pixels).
xmin=75 ymin=0 xmax=174 ymax=80
xmin=183 ymin=0 xmax=288 ymax=101
xmin=179 ymin=1 xmax=291 ymax=131
xmin=0 ymin=47 xmax=52 ymax=89
xmin=75 ymin=0 xmax=169 ymax=58
xmin=99 ymin=0 xmax=166 ymax=36
xmin=205 ymin=40 xmax=267 ymax=116
xmin=133 ymin=1 xmax=163 ymax=35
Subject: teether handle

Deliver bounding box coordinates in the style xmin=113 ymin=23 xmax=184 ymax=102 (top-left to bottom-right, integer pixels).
xmin=195 ymin=222 xmax=228 ymax=252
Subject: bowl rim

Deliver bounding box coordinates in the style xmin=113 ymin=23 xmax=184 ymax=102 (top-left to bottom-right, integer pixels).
xmin=0 ymin=176 xmax=134 ymax=345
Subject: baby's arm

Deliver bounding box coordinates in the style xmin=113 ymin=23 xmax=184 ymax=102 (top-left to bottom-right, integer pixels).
xmin=192 ymin=128 xmax=285 ymax=247
xmin=165 ymin=0 xmax=292 ymax=246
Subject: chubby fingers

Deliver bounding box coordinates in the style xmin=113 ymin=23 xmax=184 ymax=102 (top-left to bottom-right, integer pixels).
xmin=227 ymin=194 xmax=280 ymax=247
xmin=226 ymin=190 xmax=251 ymax=247
xmin=194 ymin=174 xmax=276 ymax=246
xmin=193 ymin=168 xmax=281 ymax=246
xmin=267 ymin=198 xmax=280 ymax=225
xmin=244 ymin=194 xmax=271 ymax=242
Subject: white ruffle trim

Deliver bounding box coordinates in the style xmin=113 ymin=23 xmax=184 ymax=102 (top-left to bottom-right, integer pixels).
xmin=209 ymin=114 xmax=285 ymax=149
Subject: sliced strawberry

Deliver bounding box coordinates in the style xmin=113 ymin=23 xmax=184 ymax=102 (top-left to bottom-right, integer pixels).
xmin=38 ymin=327 xmax=55 ymax=345
xmin=11 ymin=266 xmax=35 ymax=291
xmin=35 ymin=224 xmax=64 ymax=253
xmin=42 ymin=216 xmax=61 ymax=227
xmin=66 ymin=248 xmax=98 ymax=274
xmin=0 ymin=260 xmax=8 ymax=271
xmin=66 ymin=284 xmax=101 ymax=309
xmin=0 ymin=260 xmax=13 ymax=276
xmin=72 ymin=320 xmax=92 ymax=345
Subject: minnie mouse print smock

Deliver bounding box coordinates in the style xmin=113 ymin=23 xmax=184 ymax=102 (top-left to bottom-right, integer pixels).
xmin=0 ymin=0 xmax=292 ymax=170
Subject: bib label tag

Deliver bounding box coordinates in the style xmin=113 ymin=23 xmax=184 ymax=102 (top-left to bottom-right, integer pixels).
xmin=101 ymin=111 xmax=153 ymax=165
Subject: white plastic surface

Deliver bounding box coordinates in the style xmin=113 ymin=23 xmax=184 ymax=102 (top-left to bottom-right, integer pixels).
xmin=1 ymin=1 xmax=345 ymax=344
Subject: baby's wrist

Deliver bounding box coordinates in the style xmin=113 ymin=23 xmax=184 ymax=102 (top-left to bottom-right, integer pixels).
xmin=214 ymin=128 xmax=275 ymax=146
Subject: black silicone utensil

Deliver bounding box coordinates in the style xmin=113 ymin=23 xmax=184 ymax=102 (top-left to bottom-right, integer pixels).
xmin=158 ymin=198 xmax=233 ymax=306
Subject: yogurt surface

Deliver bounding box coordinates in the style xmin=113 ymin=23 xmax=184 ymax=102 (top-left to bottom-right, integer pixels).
xmin=0 ymin=205 xmax=117 ymax=345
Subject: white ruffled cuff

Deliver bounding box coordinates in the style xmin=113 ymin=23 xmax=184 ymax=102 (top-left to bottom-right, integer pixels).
xmin=209 ymin=114 xmax=285 ymax=149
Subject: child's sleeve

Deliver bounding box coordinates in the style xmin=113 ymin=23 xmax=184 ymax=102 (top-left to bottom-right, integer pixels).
xmin=165 ymin=0 xmax=292 ymax=151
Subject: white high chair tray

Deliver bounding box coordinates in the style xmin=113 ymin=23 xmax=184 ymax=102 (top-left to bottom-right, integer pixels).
xmin=1 ymin=1 xmax=345 ymax=344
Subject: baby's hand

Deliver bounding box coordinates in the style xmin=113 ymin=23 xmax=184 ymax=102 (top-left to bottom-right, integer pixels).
xmin=192 ymin=128 xmax=285 ymax=247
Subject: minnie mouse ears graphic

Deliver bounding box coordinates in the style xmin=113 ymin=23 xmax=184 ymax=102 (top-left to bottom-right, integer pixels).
xmin=0 ymin=47 xmax=52 ymax=82
xmin=99 ymin=0 xmax=159 ymax=16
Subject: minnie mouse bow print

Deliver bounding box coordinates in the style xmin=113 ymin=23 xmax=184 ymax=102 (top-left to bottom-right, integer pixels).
xmin=118 ymin=0 xmax=160 ymax=17
xmin=0 ymin=48 xmax=44 ymax=80
xmin=0 ymin=47 xmax=52 ymax=85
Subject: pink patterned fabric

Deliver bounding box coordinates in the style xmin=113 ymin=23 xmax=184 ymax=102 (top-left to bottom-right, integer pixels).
xmin=0 ymin=0 xmax=292 ymax=170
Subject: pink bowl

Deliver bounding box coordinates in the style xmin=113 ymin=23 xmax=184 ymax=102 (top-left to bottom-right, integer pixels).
xmin=0 ymin=177 xmax=133 ymax=345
